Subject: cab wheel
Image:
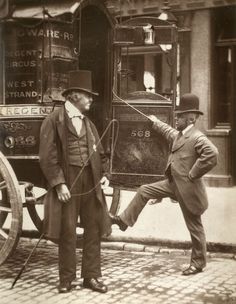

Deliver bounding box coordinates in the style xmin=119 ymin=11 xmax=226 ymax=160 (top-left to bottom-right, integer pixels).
xmin=0 ymin=152 xmax=23 ymax=265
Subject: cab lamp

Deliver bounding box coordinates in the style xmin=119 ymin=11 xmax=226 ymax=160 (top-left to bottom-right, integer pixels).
xmin=143 ymin=24 xmax=155 ymax=45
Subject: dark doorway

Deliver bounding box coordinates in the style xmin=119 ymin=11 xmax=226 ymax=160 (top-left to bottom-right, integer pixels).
xmin=79 ymin=5 xmax=113 ymax=136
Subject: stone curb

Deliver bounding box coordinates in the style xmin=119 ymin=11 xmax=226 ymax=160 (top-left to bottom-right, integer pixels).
xmin=104 ymin=234 xmax=236 ymax=254
xmin=101 ymin=241 xmax=236 ymax=259
xmin=19 ymin=232 xmax=236 ymax=260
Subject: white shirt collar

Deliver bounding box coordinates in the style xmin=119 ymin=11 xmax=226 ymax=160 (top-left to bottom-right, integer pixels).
xmin=182 ymin=123 xmax=194 ymax=135
xmin=65 ymin=101 xmax=84 ymax=119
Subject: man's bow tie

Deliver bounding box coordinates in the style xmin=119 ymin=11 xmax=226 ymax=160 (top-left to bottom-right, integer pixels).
xmin=71 ymin=114 xmax=84 ymax=119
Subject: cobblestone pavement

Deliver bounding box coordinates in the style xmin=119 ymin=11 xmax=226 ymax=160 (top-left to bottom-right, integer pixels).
xmin=0 ymin=238 xmax=236 ymax=304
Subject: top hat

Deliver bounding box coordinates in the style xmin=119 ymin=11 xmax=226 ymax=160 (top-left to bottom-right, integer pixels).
xmin=175 ymin=93 xmax=203 ymax=115
xmin=62 ymin=70 xmax=98 ymax=97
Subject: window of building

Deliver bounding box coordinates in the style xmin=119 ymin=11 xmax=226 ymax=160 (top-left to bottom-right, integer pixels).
xmin=212 ymin=6 xmax=236 ymax=127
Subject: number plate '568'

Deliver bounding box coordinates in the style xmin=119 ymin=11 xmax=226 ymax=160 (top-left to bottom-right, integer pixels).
xmin=130 ymin=130 xmax=151 ymax=138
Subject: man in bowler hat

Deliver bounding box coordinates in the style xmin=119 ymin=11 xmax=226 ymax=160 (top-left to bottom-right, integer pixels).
xmin=39 ymin=70 xmax=111 ymax=293
xmin=110 ymin=93 xmax=218 ymax=275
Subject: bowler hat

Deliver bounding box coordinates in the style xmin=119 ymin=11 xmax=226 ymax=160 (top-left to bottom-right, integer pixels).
xmin=175 ymin=93 xmax=203 ymax=115
xmin=62 ymin=70 xmax=98 ymax=97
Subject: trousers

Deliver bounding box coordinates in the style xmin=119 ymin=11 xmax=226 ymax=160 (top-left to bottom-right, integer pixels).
xmin=120 ymin=178 xmax=207 ymax=269
xmin=58 ymin=165 xmax=102 ymax=284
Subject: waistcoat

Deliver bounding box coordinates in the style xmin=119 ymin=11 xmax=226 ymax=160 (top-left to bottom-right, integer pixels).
xmin=67 ymin=120 xmax=89 ymax=166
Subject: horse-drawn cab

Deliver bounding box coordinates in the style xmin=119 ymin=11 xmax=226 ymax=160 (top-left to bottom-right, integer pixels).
xmin=0 ymin=0 xmax=178 ymax=265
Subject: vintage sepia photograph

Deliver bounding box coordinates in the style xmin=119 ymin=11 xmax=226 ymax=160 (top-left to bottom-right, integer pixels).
xmin=0 ymin=0 xmax=235 ymax=303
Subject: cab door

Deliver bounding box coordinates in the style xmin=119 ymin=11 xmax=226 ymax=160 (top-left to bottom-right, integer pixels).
xmin=110 ymin=17 xmax=178 ymax=187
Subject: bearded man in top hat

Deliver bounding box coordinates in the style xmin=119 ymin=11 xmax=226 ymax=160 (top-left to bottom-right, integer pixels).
xmin=39 ymin=70 xmax=111 ymax=293
xmin=110 ymin=93 xmax=218 ymax=275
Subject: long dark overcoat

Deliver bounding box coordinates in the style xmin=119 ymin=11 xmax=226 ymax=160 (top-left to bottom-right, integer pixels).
xmin=39 ymin=106 xmax=111 ymax=239
xmin=152 ymin=120 xmax=218 ymax=215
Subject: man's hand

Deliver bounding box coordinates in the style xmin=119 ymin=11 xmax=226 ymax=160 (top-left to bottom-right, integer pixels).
xmin=55 ymin=183 xmax=71 ymax=203
xmin=148 ymin=115 xmax=159 ymax=123
xmin=100 ymin=176 xmax=109 ymax=190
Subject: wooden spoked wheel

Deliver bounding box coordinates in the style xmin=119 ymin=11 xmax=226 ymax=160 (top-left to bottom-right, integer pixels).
xmin=0 ymin=151 xmax=23 ymax=265
xmin=25 ymin=184 xmax=44 ymax=233
xmin=26 ymin=202 xmax=44 ymax=233
xmin=105 ymin=187 xmax=121 ymax=215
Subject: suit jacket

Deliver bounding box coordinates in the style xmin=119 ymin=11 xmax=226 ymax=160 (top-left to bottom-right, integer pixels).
xmin=39 ymin=106 xmax=111 ymax=239
xmin=152 ymin=120 xmax=218 ymax=215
